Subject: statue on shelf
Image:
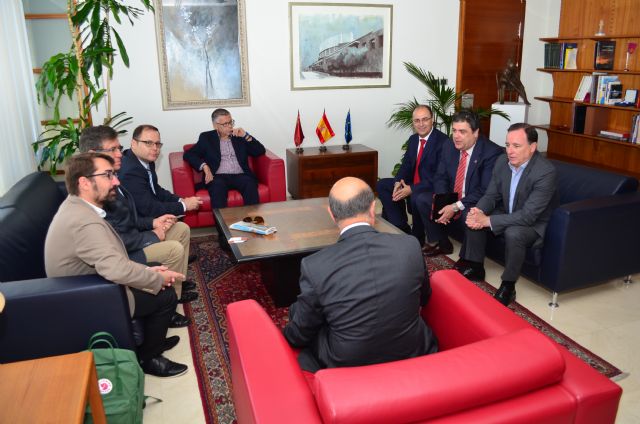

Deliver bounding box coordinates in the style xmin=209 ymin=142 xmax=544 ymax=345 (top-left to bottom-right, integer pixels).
xmin=496 ymin=59 xmax=531 ymax=105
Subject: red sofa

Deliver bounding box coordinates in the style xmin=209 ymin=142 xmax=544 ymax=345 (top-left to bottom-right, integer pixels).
xmin=169 ymin=144 xmax=286 ymax=227
xmin=226 ymin=270 xmax=622 ymax=424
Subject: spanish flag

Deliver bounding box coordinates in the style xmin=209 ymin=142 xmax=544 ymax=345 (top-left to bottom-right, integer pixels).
xmin=315 ymin=110 xmax=335 ymax=144
xmin=294 ymin=110 xmax=304 ymax=147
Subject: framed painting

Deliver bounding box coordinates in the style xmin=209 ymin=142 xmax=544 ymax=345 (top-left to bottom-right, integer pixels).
xmin=154 ymin=0 xmax=250 ymax=109
xmin=289 ymin=2 xmax=392 ymax=90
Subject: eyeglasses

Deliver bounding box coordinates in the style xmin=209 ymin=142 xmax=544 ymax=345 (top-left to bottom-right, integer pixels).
xmin=86 ymin=170 xmax=117 ymax=180
xmin=216 ymin=119 xmax=235 ymax=128
xmin=94 ymin=146 xmax=124 ymax=153
xmin=413 ymin=117 xmax=433 ymax=124
xmin=243 ymin=215 xmax=264 ymax=225
xmin=135 ymin=139 xmax=163 ymax=149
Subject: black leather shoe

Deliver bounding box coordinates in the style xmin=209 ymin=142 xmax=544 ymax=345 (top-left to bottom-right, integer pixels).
xmin=162 ymin=335 xmax=180 ymax=352
xmin=494 ymin=285 xmax=516 ymax=306
xmin=141 ymin=355 xmax=188 ymax=378
xmin=178 ymin=290 xmax=198 ymax=304
xmin=188 ymin=254 xmax=198 ymax=264
xmin=182 ymin=280 xmax=196 ymax=291
xmin=458 ymin=265 xmax=486 ymax=281
xmin=168 ymin=312 xmax=191 ymax=328
xmin=453 ymin=258 xmax=471 ymax=270
xmin=422 ymin=241 xmax=454 ymax=257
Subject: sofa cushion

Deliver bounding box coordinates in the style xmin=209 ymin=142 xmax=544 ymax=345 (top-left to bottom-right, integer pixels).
xmin=313 ymin=328 xmax=565 ymax=424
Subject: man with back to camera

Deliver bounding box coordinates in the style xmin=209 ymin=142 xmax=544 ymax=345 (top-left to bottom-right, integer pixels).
xmin=415 ymin=110 xmax=502 ymax=258
xmin=376 ymin=105 xmax=448 ymax=246
xmin=44 ymin=153 xmax=189 ymax=377
xmin=78 ymin=125 xmax=197 ymax=319
xmin=183 ymin=108 xmax=266 ymax=209
xmin=283 ymin=177 xmax=438 ymax=372
xmin=459 ymin=123 xmax=557 ymax=306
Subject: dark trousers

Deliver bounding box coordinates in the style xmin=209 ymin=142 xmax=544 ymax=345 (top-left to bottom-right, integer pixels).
xmin=376 ymin=178 xmax=428 ymax=245
xmin=464 ymin=224 xmax=539 ymax=282
xmin=131 ymin=287 xmax=177 ymax=361
xmin=208 ymin=173 xmax=259 ymax=209
xmin=415 ymin=191 xmax=468 ymax=256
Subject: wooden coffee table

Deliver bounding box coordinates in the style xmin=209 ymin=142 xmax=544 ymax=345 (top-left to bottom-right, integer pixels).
xmin=214 ymin=198 xmax=402 ymax=306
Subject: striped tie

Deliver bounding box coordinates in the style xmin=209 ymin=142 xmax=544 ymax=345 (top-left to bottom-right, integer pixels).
xmin=453 ymin=150 xmax=468 ymax=200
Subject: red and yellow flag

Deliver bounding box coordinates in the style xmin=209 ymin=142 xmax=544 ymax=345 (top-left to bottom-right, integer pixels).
xmin=315 ymin=110 xmax=335 ymax=144
xmin=294 ymin=110 xmax=304 ymax=147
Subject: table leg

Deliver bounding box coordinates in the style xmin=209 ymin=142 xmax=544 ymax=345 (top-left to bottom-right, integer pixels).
xmin=260 ymin=255 xmax=306 ymax=307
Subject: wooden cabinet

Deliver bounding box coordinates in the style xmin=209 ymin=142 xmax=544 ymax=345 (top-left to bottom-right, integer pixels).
xmin=286 ymin=144 xmax=378 ymax=199
xmin=535 ymin=0 xmax=640 ymax=179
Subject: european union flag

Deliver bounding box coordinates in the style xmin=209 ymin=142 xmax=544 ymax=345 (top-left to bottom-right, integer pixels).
xmin=345 ymin=109 xmax=352 ymax=144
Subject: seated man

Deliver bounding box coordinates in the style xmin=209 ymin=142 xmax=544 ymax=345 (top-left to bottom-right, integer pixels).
xmin=283 ymin=177 xmax=438 ymax=373
xmin=183 ymin=108 xmax=266 ymax=209
xmin=376 ymin=105 xmax=447 ymax=246
xmin=416 ymin=110 xmax=502 ymax=257
xmin=119 ymin=124 xmax=203 ymax=218
xmin=460 ymin=124 xmax=557 ymax=306
xmin=45 ymin=153 xmax=188 ymax=377
xmin=79 ymin=125 xmax=197 ymax=312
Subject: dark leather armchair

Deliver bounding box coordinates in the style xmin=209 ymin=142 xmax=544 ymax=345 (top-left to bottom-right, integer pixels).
xmin=0 ymin=172 xmax=135 ymax=363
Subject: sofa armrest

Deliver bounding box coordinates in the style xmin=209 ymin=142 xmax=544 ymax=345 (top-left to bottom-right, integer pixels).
xmin=541 ymin=192 xmax=640 ymax=292
xmin=314 ymin=328 xmax=565 ymax=424
xmin=227 ymin=300 xmax=322 ymax=424
xmin=0 ymin=275 xmax=135 ymax=363
xmin=169 ymin=151 xmax=196 ymax=198
xmin=254 ymin=149 xmax=286 ymax=202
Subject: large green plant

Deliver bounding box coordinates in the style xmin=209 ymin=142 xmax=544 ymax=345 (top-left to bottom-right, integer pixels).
xmin=33 ymin=0 xmax=153 ymax=173
xmin=387 ymin=62 xmax=509 ymax=175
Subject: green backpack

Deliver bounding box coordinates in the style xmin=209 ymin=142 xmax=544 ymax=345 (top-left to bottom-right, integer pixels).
xmin=84 ymin=332 xmax=145 ymax=424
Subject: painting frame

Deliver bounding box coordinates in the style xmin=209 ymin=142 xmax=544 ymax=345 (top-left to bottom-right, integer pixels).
xmin=153 ymin=0 xmax=251 ymax=110
xmin=289 ymin=2 xmax=393 ymax=90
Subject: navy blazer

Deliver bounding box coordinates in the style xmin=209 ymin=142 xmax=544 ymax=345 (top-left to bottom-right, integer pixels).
xmin=119 ymin=149 xmax=184 ymax=218
xmin=395 ymin=128 xmax=448 ymax=192
xmin=433 ymin=135 xmax=503 ymax=209
xmin=183 ymin=130 xmax=266 ymax=179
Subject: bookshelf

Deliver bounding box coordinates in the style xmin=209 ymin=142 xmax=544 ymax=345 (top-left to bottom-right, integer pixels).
xmin=535 ymin=0 xmax=640 ymax=179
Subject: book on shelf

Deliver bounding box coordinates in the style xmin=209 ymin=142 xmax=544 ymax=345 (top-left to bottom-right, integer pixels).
xmin=631 ymin=114 xmax=640 ymax=144
xmin=562 ymin=43 xmax=578 ymax=69
xmin=594 ymin=40 xmax=616 ymax=70
xmin=598 ymin=129 xmax=629 ymax=141
xmin=544 ymin=42 xmax=563 ymax=68
xmin=571 ymin=104 xmax=587 ymax=134
xmin=605 ymin=81 xmax=623 ymax=105
xmin=589 ymin=72 xmax=608 ymax=103
xmin=574 ymin=75 xmax=593 ymax=101
xmin=595 ymin=75 xmax=618 ymax=104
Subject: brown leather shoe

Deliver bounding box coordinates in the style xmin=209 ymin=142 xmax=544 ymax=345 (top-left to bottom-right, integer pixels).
xmin=422 ymin=241 xmax=454 ymax=257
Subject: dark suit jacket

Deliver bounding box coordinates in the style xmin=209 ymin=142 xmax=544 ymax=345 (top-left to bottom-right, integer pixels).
xmin=183 ymin=130 xmax=266 ymax=178
xmin=283 ymin=225 xmax=437 ymax=371
xmin=104 ymin=185 xmax=158 ymax=264
xmin=477 ymin=151 xmax=557 ymax=237
xmin=119 ymin=149 xmax=184 ymax=218
xmin=433 ymin=135 xmax=503 ymax=209
xmin=395 ymin=128 xmax=448 ymax=192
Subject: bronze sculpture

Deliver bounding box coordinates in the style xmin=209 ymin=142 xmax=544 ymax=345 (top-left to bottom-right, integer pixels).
xmin=497 ymin=59 xmax=531 ymax=105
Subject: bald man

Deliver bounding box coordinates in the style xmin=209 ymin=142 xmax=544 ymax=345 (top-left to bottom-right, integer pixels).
xmin=283 ymin=177 xmax=438 ymax=372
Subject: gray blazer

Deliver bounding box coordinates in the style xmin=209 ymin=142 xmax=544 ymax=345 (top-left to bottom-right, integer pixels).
xmin=45 ymin=195 xmax=165 ymax=315
xmin=476 ymin=152 xmax=557 ymax=237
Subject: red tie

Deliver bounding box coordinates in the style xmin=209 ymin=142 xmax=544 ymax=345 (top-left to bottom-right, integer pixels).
xmin=413 ymin=138 xmax=427 ymax=184
xmin=453 ymin=150 xmax=468 ymax=200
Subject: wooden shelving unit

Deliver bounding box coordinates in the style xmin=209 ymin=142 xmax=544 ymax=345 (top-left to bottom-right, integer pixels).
xmin=535 ymin=0 xmax=640 ymax=179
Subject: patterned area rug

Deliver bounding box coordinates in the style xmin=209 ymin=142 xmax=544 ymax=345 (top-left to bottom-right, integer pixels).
xmin=184 ymin=235 xmax=622 ymax=424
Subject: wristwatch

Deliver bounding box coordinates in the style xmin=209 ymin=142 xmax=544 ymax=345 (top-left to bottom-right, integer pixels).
xmin=452 ymin=203 xmax=460 ymax=213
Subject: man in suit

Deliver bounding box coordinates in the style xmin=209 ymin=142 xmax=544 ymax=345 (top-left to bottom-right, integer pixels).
xmin=79 ymin=125 xmax=198 ymax=312
xmin=376 ymin=105 xmax=447 ymax=246
xmin=119 ymin=124 xmax=203 ymax=218
xmin=283 ymin=177 xmax=438 ymax=373
xmin=184 ymin=108 xmax=266 ymax=209
xmin=45 ymin=153 xmax=189 ymax=377
xmin=415 ymin=110 xmax=502 ymax=257
xmin=459 ymin=123 xmax=557 ymax=306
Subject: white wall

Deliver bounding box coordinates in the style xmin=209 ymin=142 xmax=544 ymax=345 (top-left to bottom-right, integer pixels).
xmin=95 ymin=0 xmax=559 ymax=189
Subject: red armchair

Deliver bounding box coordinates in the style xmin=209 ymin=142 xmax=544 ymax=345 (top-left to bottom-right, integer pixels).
xmin=169 ymin=144 xmax=286 ymax=227
xmin=227 ymin=270 xmax=622 ymax=424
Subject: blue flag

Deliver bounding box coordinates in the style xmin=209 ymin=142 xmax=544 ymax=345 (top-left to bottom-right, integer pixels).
xmin=344 ymin=109 xmax=352 ymax=144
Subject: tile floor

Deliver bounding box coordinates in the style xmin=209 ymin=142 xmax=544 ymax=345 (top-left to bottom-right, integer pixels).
xmin=143 ymin=235 xmax=639 ymax=424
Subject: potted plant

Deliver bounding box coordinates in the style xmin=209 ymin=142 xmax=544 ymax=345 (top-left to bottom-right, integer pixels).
xmin=387 ymin=62 xmax=509 ymax=175
xmin=33 ymin=0 xmax=153 ymax=173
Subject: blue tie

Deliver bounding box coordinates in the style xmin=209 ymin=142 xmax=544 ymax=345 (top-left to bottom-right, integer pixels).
xmin=146 ymin=168 xmax=157 ymax=195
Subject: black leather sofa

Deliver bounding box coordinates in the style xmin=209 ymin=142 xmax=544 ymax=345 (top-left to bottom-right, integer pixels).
xmin=0 ymin=172 xmax=135 ymax=363
xmin=450 ymin=159 xmax=640 ymax=304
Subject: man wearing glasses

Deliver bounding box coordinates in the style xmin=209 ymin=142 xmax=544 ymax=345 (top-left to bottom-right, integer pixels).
xmin=183 ymin=108 xmax=266 ymax=209
xmin=376 ymin=105 xmax=448 ymax=247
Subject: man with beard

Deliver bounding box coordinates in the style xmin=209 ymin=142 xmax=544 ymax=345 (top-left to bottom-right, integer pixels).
xmin=45 ymin=153 xmax=189 ymax=377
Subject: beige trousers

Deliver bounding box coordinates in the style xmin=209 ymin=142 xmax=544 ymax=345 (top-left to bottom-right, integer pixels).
xmin=143 ymin=221 xmax=190 ymax=297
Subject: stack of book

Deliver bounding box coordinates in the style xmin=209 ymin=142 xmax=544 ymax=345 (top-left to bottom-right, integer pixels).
xmin=598 ymin=129 xmax=629 ymax=141
xmin=575 ymin=73 xmax=622 ymax=104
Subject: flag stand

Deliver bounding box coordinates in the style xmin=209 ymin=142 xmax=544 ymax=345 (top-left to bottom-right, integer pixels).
xmin=342 ymin=144 xmax=351 ymax=150
xmin=319 ymin=145 xmax=327 ymax=152
xmin=295 ymin=147 xmax=304 ymax=153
